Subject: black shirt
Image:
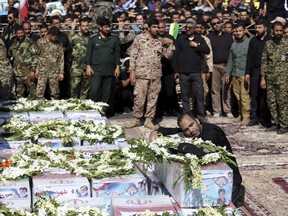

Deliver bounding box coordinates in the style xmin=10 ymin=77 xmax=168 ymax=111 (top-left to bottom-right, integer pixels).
xmin=160 ymin=33 xmax=175 ymax=75
xmin=245 ymin=34 xmax=273 ymax=75
xmin=156 ymin=122 xmax=243 ymax=206
xmin=207 ymin=31 xmax=234 ymax=64
xmin=157 ymin=123 xmax=233 ymax=153
xmin=173 ymin=34 xmax=210 ymax=74
xmin=260 ymin=0 xmax=287 ymax=21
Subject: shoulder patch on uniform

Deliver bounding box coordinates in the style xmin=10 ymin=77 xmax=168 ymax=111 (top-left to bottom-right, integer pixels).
xmin=90 ymin=33 xmax=98 ymax=38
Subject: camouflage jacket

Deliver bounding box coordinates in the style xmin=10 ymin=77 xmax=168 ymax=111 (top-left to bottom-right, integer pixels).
xmin=36 ymin=37 xmax=64 ymax=75
xmin=70 ymin=32 xmax=91 ymax=75
xmin=129 ymin=32 xmax=175 ymax=79
xmin=261 ymin=37 xmax=288 ymax=84
xmin=8 ymin=37 xmax=37 ymax=76
xmin=2 ymin=24 xmax=16 ymax=48
xmin=0 ymin=38 xmax=13 ymax=75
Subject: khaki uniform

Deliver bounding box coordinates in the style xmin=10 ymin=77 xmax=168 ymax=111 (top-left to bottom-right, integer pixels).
xmin=261 ymin=38 xmax=288 ymax=128
xmin=130 ymin=33 xmax=174 ymax=119
xmin=8 ymin=37 xmax=37 ymax=99
xmin=36 ymin=37 xmax=64 ymax=99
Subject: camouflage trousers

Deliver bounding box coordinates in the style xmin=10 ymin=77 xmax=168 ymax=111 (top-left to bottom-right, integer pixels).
xmin=92 ymin=1 xmax=114 ymax=23
xmin=36 ymin=71 xmax=60 ymax=100
xmin=133 ymin=78 xmax=161 ymax=119
xmin=14 ymin=75 xmax=37 ymax=99
xmin=0 ymin=74 xmax=15 ymax=100
xmin=267 ymin=82 xmax=288 ymax=128
xmin=70 ymin=71 xmax=90 ymax=99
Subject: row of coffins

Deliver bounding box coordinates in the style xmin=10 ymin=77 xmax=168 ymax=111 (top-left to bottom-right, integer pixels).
xmin=0 ymin=163 xmax=240 ymax=215
xmin=0 ymin=110 xmax=105 ymax=124
xmin=0 ymin=99 xmax=241 ymax=215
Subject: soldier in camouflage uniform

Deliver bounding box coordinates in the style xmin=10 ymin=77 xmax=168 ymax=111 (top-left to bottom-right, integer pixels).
xmin=0 ymin=37 xmax=14 ymax=100
xmin=261 ymin=21 xmax=288 ymax=134
xmin=118 ymin=18 xmax=137 ymax=57
xmin=90 ymin=0 xmax=114 ymax=23
xmin=2 ymin=8 xmax=18 ymax=49
xmin=8 ymin=26 xmax=37 ymax=99
xmin=35 ymin=27 xmax=64 ymax=100
xmin=126 ymin=18 xmax=175 ymax=130
xmin=70 ymin=18 xmax=92 ymax=99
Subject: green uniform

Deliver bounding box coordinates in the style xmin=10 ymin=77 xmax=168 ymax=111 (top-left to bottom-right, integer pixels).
xmin=261 ymin=37 xmax=288 ymax=128
xmin=0 ymin=37 xmax=14 ymax=100
xmin=70 ymin=32 xmax=91 ymax=99
xmin=8 ymin=37 xmax=37 ymax=99
xmin=91 ymin=0 xmax=114 ymax=23
xmin=85 ymin=33 xmax=120 ymax=107
xmin=36 ymin=37 xmax=64 ymax=100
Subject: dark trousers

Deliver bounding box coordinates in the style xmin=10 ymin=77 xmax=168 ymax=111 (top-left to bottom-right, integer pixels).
xmin=88 ymin=74 xmax=115 ymax=113
xmin=180 ymin=73 xmax=205 ymax=117
xmin=156 ymin=73 xmax=178 ymax=116
xmin=250 ymin=69 xmax=271 ymax=125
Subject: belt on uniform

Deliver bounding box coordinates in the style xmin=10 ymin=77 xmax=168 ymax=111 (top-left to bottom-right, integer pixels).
xmin=214 ymin=63 xmax=227 ymax=67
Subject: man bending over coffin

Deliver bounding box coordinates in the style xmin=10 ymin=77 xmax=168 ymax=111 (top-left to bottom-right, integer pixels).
xmin=149 ymin=113 xmax=245 ymax=207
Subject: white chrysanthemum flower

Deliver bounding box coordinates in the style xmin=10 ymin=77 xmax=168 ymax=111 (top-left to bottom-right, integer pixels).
xmin=202 ymin=153 xmax=221 ymax=163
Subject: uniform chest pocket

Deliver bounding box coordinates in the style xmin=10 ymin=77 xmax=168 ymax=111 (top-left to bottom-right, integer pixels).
xmin=94 ymin=43 xmax=114 ymax=53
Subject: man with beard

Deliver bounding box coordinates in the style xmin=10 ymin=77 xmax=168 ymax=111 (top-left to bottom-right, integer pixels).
xmin=85 ymin=17 xmax=120 ymax=117
xmin=8 ymin=25 xmax=37 ymax=98
xmin=174 ymin=19 xmax=210 ymax=122
xmin=22 ymin=21 xmax=40 ymax=42
xmin=245 ymin=20 xmax=273 ymax=127
xmin=70 ymin=17 xmax=92 ymax=99
xmin=224 ymin=23 xmax=251 ymax=126
xmin=260 ymin=21 xmax=288 ymax=134
xmin=149 ymin=113 xmax=245 ymax=208
xmin=207 ymin=17 xmax=234 ymax=118
xmin=126 ymin=18 xmax=174 ymax=129
xmin=2 ymin=8 xmax=18 ymax=49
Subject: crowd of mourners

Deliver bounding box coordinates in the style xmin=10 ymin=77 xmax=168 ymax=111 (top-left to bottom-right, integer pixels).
xmin=0 ymin=0 xmax=288 ymax=133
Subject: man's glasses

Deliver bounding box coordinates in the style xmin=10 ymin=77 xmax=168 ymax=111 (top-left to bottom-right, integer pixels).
xmin=7 ymin=16 xmax=13 ymax=20
xmin=186 ymin=26 xmax=193 ymax=30
xmin=212 ymin=22 xmax=221 ymax=26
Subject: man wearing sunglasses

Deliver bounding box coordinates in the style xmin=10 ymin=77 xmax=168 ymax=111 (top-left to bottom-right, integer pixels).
xmin=2 ymin=8 xmax=18 ymax=49
xmin=173 ymin=19 xmax=210 ymax=122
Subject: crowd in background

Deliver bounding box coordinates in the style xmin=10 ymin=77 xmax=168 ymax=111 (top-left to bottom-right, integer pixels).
xmin=0 ymin=0 xmax=288 ymax=132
